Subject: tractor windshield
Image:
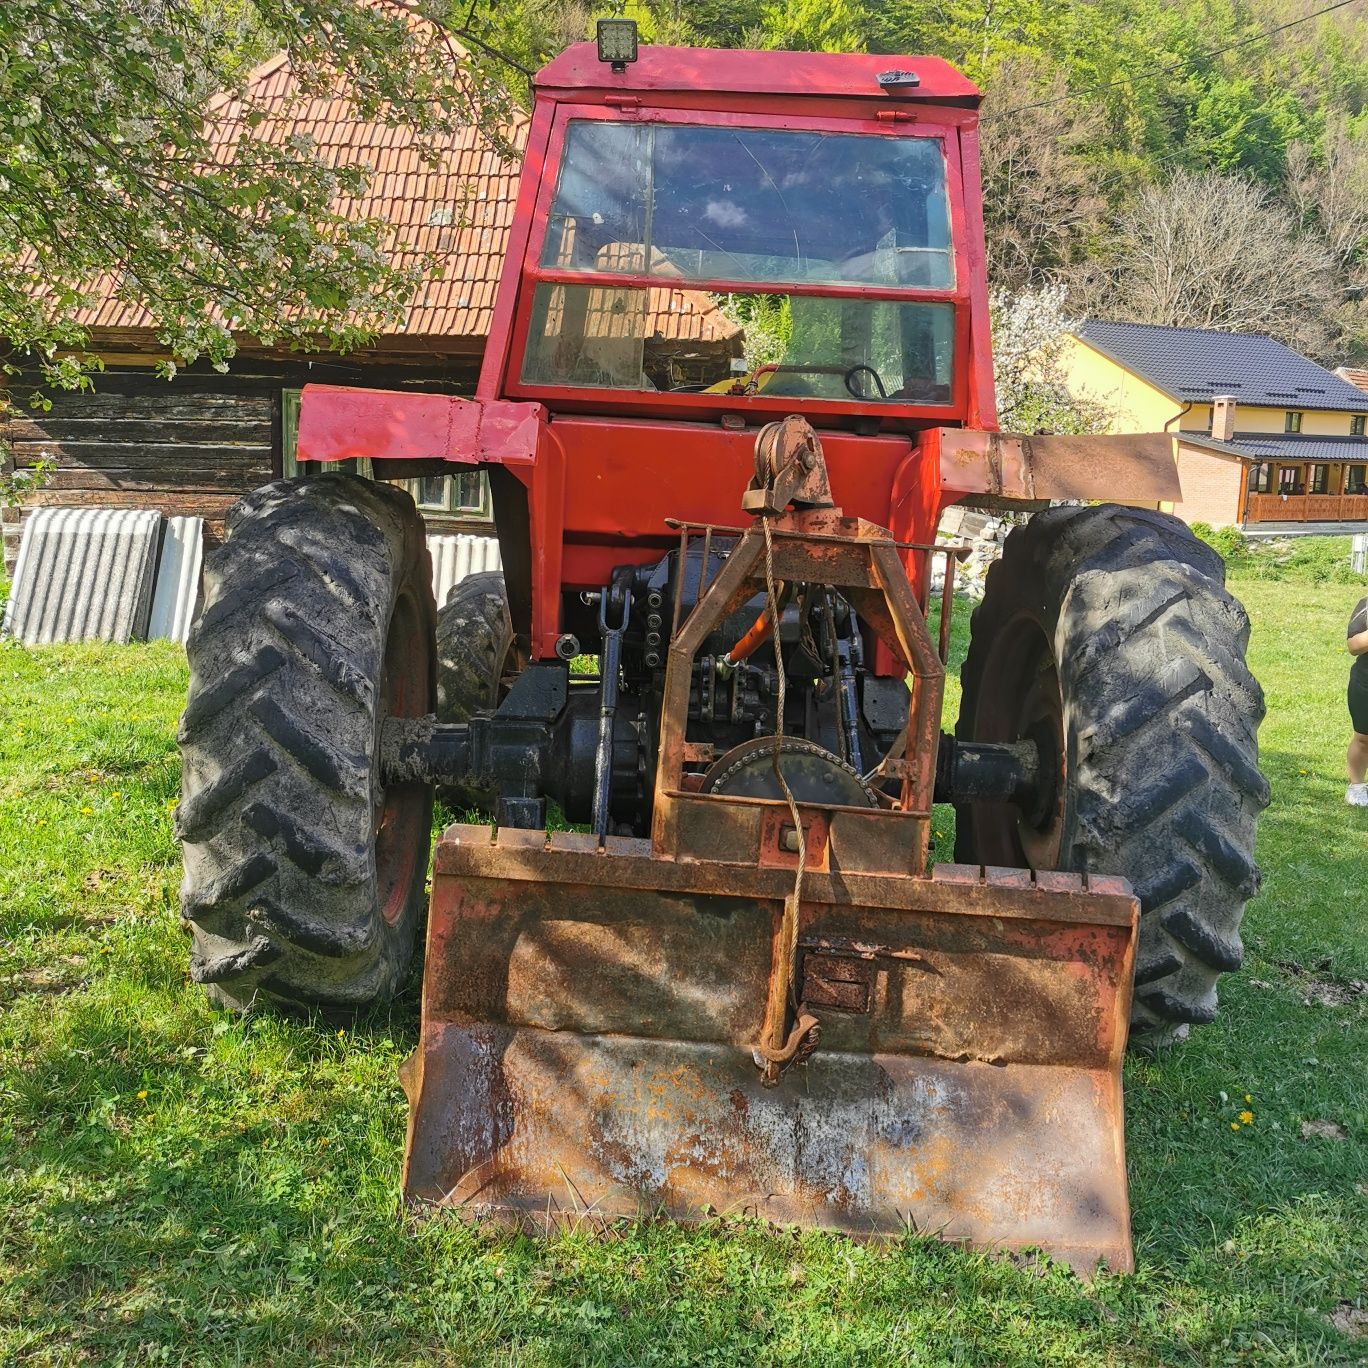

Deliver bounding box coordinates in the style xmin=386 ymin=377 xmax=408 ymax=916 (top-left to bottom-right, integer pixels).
xmin=520 ymin=120 xmax=957 ymax=404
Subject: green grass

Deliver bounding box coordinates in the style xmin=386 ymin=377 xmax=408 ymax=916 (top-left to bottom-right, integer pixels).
xmin=1 ymin=555 xmax=1367 ymax=1365
xmin=1193 ymin=530 xmax=1367 ymax=587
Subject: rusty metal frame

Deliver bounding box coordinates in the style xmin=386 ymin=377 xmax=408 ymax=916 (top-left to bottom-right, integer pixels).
xmin=934 ymin=427 xmax=1181 ymax=504
xmin=651 ymin=506 xmax=944 ymax=875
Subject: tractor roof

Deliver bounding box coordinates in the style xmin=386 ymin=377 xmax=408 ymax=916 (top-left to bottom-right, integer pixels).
xmin=536 ymin=44 xmax=981 ymax=107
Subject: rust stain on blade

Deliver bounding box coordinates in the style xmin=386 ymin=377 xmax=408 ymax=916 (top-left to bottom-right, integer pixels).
xmin=937 ymin=428 xmax=1181 ymax=504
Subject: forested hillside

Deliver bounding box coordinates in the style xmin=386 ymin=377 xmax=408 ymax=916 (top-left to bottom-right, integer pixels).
xmin=5 ymin=0 xmax=1363 ymax=393
xmin=483 ymin=0 xmax=1368 ymax=363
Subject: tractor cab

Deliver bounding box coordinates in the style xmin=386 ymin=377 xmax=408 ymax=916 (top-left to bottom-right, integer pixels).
xmin=480 ymin=42 xmax=995 ymax=433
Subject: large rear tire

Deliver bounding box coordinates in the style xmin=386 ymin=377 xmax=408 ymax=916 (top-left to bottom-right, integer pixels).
xmin=954 ymin=504 xmax=1269 ymax=1036
xmin=434 ymin=570 xmax=512 ymax=810
xmin=177 ymin=474 xmax=436 ymax=1012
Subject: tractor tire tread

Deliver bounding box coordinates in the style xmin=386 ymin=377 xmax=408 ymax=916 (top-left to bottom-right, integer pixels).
xmin=956 ymin=504 xmax=1267 ymax=1038
xmin=434 ymin=570 xmax=513 ymax=809
xmin=178 ymin=473 xmax=434 ymax=1012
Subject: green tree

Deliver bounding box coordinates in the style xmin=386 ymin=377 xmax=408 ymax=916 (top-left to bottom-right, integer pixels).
xmin=755 ymin=0 xmax=869 ymax=53
xmin=1187 ymin=74 xmax=1310 ymax=179
xmin=0 ymin=0 xmax=542 ymax=388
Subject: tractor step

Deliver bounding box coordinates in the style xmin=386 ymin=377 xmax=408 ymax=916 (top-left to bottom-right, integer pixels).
xmin=401 ymin=826 xmax=1137 ymax=1273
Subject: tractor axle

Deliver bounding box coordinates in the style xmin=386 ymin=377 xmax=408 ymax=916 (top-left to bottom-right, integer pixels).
xmin=381 ymin=710 xmax=1045 ymax=815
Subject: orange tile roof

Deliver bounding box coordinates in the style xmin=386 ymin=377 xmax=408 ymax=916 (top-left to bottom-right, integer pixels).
xmin=1338 ymin=367 xmax=1368 ymax=395
xmin=72 ymin=53 xmax=739 ymax=352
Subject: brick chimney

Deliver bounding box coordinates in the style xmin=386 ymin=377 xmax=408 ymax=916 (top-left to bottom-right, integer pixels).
xmin=1212 ymin=395 xmax=1237 ymax=442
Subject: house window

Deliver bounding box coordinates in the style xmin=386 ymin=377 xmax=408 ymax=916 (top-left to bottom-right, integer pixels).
xmin=1277 ymin=465 xmax=1303 ymax=495
xmin=280 ymin=389 xmax=372 ymax=479
xmin=1310 ymin=464 xmax=1329 ymax=494
xmin=402 ymin=472 xmax=490 ymax=519
xmin=1284 ymin=411 xmax=1303 ymax=433
xmin=1247 ymin=463 xmax=1271 ymax=494
xmin=1353 ymin=416 xmax=1366 ymax=436
xmin=1348 ymin=464 xmax=1368 ymax=495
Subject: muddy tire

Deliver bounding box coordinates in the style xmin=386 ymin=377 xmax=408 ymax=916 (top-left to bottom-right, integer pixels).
xmin=177 ymin=474 xmax=436 ymax=1012
xmin=954 ymin=504 xmax=1269 ymax=1036
xmin=434 ymin=570 xmax=512 ymax=809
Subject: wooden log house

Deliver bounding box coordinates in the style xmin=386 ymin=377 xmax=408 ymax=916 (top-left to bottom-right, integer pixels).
xmin=3 ymin=52 xmax=741 ymax=574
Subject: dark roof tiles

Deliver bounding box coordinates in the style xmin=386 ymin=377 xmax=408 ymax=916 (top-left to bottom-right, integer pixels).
xmin=1078 ymin=320 xmax=1368 ymax=414
xmin=1227 ymin=433 xmax=1368 ymax=464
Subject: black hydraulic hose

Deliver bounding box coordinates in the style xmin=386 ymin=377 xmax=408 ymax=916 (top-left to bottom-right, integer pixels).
xmin=837 ymin=638 xmax=864 ymax=775
xmin=592 ymin=589 xmax=631 ymax=842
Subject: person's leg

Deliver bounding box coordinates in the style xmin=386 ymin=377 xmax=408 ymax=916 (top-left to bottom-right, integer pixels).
xmin=1349 ymin=732 xmax=1368 ymax=785
xmin=1346 ymin=682 xmax=1368 ymax=803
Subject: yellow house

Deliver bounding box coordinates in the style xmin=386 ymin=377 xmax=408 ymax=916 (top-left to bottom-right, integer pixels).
xmin=1062 ymin=321 xmax=1368 ymax=528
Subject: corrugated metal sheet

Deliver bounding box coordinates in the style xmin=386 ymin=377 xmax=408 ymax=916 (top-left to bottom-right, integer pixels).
xmin=428 ymin=532 xmax=501 ymax=607
xmin=2 ymin=508 xmax=163 ymax=645
xmin=147 ymin=516 xmax=204 ymax=644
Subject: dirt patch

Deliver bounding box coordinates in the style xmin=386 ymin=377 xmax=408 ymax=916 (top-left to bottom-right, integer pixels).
xmin=1303 ymin=979 xmax=1367 ymax=1006
xmin=1330 ymin=1303 xmax=1368 ymax=1338
xmin=1274 ymin=957 xmax=1368 ymax=1007
xmin=1300 ymin=1119 xmax=1349 ymax=1141
xmin=0 ymin=969 xmax=88 ymax=1002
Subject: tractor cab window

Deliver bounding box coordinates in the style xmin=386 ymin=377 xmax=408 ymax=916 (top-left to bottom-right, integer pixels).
xmin=521 ymin=120 xmax=957 ymax=405
xmin=541 ymin=121 xmax=953 ymax=288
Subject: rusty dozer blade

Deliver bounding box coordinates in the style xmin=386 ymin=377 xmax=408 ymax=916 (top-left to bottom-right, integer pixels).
xmin=402 ymin=420 xmax=1139 ymax=1273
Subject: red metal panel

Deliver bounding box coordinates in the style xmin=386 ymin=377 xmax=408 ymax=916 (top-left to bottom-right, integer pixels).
xmin=535 ymin=44 xmax=981 ymax=106
xmin=956 ymin=122 xmax=998 ymax=431
xmin=296 ymin=386 xmax=543 ymax=467
xmin=476 ymin=98 xmax=557 ymax=403
xmin=297 ymin=387 xmax=480 ymax=465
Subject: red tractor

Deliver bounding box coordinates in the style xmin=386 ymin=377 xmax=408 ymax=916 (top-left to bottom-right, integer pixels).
xmin=177 ymin=36 xmax=1266 ymax=1271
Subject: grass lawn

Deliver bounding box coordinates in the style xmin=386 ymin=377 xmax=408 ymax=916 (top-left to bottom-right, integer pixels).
xmin=1 ymin=546 xmax=1366 ymax=1365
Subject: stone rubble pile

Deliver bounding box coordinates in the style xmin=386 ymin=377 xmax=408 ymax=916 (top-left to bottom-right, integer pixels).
xmin=933 ymin=507 xmax=1022 ymax=601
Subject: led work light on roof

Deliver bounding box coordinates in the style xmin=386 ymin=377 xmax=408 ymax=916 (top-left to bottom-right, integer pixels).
xmin=596 ymin=18 xmax=638 ymax=71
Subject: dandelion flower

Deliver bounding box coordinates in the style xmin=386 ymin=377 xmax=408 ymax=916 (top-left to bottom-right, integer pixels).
xmin=1231 ymin=1121 xmax=1241 ymax=1130
xmin=80 ymin=806 xmax=93 ymax=815
xmin=1244 ymin=1094 xmax=1253 ymax=1104
xmin=1239 ymin=1110 xmax=1254 ymax=1124
xmin=137 ymin=1089 xmax=148 ymax=1100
